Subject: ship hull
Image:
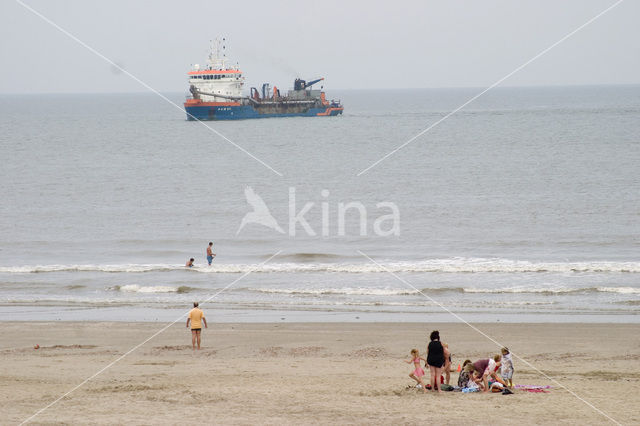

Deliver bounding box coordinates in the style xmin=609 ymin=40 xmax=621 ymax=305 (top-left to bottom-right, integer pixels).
xmin=184 ymin=104 xmax=343 ymax=120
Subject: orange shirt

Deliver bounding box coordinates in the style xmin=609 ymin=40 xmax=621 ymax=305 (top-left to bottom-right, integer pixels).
xmin=188 ymin=308 xmax=205 ymax=329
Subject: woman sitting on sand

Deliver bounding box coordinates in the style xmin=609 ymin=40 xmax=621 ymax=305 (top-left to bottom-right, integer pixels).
xmin=458 ymin=359 xmax=473 ymax=388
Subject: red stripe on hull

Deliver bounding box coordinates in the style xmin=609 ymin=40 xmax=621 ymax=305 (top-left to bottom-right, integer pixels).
xmin=316 ymin=107 xmax=344 ymax=116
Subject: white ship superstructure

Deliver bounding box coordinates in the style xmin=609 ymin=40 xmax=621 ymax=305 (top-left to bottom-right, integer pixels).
xmin=188 ymin=38 xmax=244 ymax=102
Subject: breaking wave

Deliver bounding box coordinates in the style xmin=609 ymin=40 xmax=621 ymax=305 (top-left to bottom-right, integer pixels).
xmin=276 ymin=252 xmax=348 ymax=262
xmin=109 ymin=285 xmax=196 ymax=294
xmin=245 ymin=286 xmax=640 ymax=296
xmin=2 ymin=258 xmax=640 ymax=274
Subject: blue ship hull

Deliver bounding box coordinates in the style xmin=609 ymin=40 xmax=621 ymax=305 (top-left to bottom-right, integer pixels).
xmin=185 ymin=104 xmax=343 ymax=120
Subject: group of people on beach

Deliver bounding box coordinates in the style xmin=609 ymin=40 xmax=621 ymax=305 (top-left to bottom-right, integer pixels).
xmin=186 ymin=306 xmax=518 ymax=393
xmin=185 ymin=242 xmax=216 ymax=267
xmin=407 ymin=330 xmax=514 ymax=394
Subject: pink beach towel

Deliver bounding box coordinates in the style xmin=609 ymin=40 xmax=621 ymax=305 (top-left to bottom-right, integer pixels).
xmin=515 ymin=384 xmax=551 ymax=393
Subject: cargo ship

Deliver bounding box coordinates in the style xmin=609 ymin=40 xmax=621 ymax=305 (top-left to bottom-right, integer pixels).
xmin=184 ymin=39 xmax=343 ymax=120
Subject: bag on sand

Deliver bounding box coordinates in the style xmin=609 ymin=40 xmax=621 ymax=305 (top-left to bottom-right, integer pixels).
xmin=440 ymin=384 xmax=454 ymax=391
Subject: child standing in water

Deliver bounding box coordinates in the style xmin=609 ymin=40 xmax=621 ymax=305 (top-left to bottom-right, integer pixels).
xmin=501 ymin=347 xmax=514 ymax=387
xmin=405 ymin=349 xmax=427 ymax=393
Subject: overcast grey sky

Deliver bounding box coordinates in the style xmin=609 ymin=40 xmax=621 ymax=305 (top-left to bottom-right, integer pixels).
xmin=1 ymin=0 xmax=638 ymax=94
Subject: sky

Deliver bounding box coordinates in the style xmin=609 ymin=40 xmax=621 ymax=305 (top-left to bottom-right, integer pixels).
xmin=0 ymin=0 xmax=638 ymax=93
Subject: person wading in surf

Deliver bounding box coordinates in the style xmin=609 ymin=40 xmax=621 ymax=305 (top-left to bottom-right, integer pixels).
xmin=206 ymin=242 xmax=216 ymax=265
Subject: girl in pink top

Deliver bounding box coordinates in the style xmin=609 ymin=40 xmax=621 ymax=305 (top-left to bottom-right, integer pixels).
xmin=405 ymin=349 xmax=427 ymax=393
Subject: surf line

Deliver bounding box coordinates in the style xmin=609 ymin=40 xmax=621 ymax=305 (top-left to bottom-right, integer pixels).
xmin=19 ymin=251 xmax=283 ymax=425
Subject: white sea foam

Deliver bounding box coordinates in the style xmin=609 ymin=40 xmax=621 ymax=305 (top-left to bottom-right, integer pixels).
xmin=1 ymin=258 xmax=639 ymax=274
xmin=111 ymin=285 xmax=195 ymax=294
xmin=250 ymin=287 xmax=418 ymax=296
xmin=0 ymin=264 xmax=173 ymax=273
xmin=246 ymin=285 xmax=639 ymax=296
xmin=596 ymin=286 xmax=640 ymax=294
xmin=117 ymin=285 xmax=177 ymax=293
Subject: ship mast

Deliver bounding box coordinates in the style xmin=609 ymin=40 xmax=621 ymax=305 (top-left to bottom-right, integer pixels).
xmin=208 ymin=37 xmax=228 ymax=70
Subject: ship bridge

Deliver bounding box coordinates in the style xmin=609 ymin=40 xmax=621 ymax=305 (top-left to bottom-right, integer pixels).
xmin=187 ymin=38 xmax=244 ymax=103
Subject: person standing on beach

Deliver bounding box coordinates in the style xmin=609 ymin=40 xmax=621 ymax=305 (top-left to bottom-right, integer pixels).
xmin=501 ymin=347 xmax=514 ymax=388
xmin=442 ymin=342 xmax=453 ymax=385
xmin=405 ymin=349 xmax=427 ymax=393
xmin=206 ymin=242 xmax=216 ymax=265
xmin=426 ymin=330 xmax=446 ymax=392
xmin=186 ymin=302 xmax=207 ymax=350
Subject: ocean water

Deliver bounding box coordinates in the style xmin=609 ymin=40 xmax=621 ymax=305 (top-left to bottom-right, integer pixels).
xmin=0 ymin=86 xmax=639 ymax=322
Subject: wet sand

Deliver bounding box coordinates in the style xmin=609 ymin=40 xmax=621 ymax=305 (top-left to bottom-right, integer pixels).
xmin=2 ymin=322 xmax=639 ymax=425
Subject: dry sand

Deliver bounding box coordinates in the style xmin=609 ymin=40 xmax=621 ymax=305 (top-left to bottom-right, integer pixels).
xmin=1 ymin=322 xmax=639 ymax=425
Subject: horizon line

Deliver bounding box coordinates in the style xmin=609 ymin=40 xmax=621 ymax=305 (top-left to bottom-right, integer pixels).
xmin=1 ymin=82 xmax=639 ymax=96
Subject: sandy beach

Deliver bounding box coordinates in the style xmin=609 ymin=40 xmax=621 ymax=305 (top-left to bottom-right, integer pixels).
xmin=1 ymin=322 xmax=638 ymax=425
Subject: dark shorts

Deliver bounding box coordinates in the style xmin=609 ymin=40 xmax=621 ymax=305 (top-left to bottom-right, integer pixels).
xmin=191 ymin=328 xmax=201 ymax=332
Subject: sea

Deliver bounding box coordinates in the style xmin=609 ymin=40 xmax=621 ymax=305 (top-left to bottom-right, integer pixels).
xmin=0 ymin=86 xmax=638 ymax=323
